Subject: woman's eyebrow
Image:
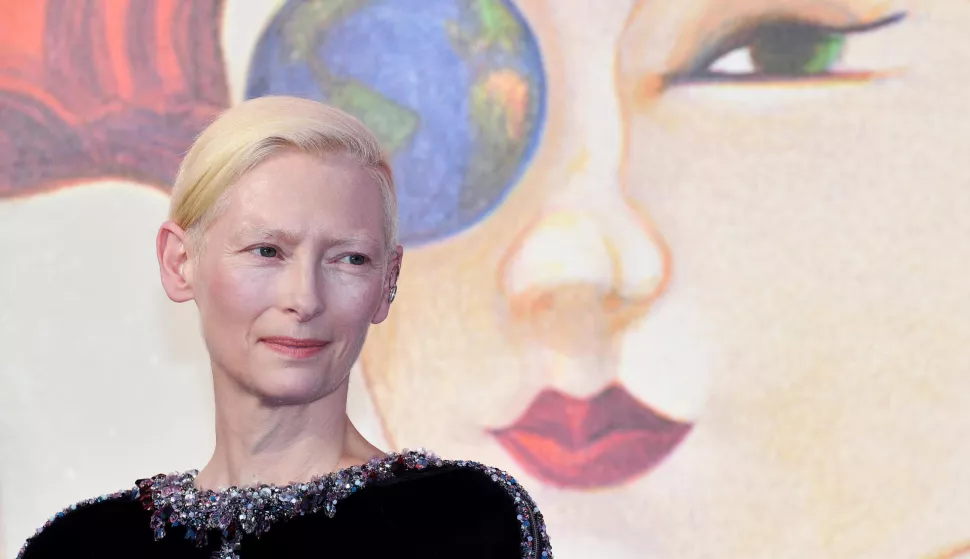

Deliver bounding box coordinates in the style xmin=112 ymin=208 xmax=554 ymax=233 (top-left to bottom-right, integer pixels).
xmin=229 ymin=225 xmax=302 ymax=245
xmin=329 ymin=233 xmax=383 ymax=251
xmin=229 ymin=225 xmax=382 ymax=252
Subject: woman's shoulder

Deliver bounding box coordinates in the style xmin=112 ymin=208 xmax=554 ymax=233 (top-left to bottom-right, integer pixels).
xmin=15 ymin=485 xmax=151 ymax=559
xmin=16 ymin=450 xmax=553 ymax=559
xmin=366 ymin=449 xmax=554 ymax=558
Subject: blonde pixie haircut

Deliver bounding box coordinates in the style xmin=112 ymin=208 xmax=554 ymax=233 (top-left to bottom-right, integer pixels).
xmin=170 ymin=95 xmax=398 ymax=252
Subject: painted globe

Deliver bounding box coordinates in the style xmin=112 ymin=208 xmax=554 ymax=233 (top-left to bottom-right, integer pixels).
xmin=247 ymin=0 xmax=546 ymax=245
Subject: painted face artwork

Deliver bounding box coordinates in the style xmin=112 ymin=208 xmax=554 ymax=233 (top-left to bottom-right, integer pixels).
xmin=3 ymin=1 xmax=970 ymax=558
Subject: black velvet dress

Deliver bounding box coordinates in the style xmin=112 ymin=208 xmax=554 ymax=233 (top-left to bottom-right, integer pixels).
xmin=16 ymin=450 xmax=553 ymax=559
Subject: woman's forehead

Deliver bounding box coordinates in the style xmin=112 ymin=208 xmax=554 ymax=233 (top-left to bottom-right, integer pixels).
xmin=209 ymin=173 xmax=384 ymax=245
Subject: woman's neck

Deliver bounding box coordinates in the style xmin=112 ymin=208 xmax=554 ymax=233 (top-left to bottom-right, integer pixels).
xmin=194 ymin=378 xmax=383 ymax=490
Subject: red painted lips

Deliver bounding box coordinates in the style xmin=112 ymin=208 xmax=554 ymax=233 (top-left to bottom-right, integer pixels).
xmin=491 ymin=385 xmax=693 ymax=489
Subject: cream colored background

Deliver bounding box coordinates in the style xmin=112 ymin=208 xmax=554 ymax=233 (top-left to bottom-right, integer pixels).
xmin=3 ymin=1 xmax=970 ymax=558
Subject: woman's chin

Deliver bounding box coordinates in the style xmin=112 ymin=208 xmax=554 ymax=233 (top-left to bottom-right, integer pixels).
xmin=247 ymin=373 xmax=341 ymax=407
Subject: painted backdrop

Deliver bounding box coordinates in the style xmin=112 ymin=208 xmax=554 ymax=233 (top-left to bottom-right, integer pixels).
xmin=2 ymin=1 xmax=970 ymax=558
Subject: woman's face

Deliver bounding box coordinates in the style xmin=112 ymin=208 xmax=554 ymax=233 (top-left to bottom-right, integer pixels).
xmin=358 ymin=0 xmax=970 ymax=556
xmin=186 ymin=151 xmax=394 ymax=404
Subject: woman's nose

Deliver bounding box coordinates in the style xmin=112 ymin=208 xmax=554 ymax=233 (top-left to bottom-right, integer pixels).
xmin=280 ymin=259 xmax=325 ymax=322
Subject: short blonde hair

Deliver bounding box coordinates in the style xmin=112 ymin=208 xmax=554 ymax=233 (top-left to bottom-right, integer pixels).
xmin=170 ymin=95 xmax=398 ymax=251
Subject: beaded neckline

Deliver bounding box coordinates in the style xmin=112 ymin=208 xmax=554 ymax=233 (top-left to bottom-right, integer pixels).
xmin=132 ymin=449 xmax=551 ymax=559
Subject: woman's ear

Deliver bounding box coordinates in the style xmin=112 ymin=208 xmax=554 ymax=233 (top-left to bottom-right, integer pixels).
xmin=156 ymin=221 xmax=195 ymax=303
xmin=371 ymin=245 xmax=404 ymax=325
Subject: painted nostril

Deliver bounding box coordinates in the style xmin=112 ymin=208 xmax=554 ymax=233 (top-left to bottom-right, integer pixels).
xmin=501 ymin=212 xmax=615 ymax=300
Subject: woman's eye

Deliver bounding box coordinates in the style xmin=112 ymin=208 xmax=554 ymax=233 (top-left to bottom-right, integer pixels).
xmin=254 ymin=246 xmax=278 ymax=258
xmin=676 ymin=12 xmax=906 ymax=84
xmin=342 ymin=254 xmax=369 ymax=266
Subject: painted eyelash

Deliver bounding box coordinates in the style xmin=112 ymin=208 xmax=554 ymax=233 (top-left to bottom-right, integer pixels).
xmin=809 ymin=11 xmax=907 ymax=35
xmin=665 ymin=10 xmax=908 ymax=85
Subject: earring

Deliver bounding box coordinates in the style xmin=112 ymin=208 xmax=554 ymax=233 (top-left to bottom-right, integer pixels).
xmin=388 ymin=285 xmax=397 ymax=303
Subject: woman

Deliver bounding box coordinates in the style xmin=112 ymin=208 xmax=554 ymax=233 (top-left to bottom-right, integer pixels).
xmin=15 ymin=96 xmax=553 ymax=559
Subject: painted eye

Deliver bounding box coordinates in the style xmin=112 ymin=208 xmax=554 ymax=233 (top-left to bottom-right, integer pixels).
xmin=711 ymin=22 xmax=847 ymax=78
xmin=245 ymin=0 xmax=547 ymax=247
xmin=672 ymin=12 xmax=906 ymax=84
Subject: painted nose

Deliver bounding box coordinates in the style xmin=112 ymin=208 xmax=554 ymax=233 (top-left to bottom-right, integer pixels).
xmin=500 ymin=205 xmax=669 ymax=355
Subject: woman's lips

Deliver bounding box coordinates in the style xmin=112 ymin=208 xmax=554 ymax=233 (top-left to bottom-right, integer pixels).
xmin=259 ymin=337 xmax=328 ymax=359
xmin=490 ymin=385 xmax=693 ymax=489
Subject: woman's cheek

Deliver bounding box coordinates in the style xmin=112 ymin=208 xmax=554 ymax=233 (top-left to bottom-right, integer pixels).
xmin=322 ymin=271 xmax=384 ymax=320
xmin=209 ymin=264 xmax=277 ymax=316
